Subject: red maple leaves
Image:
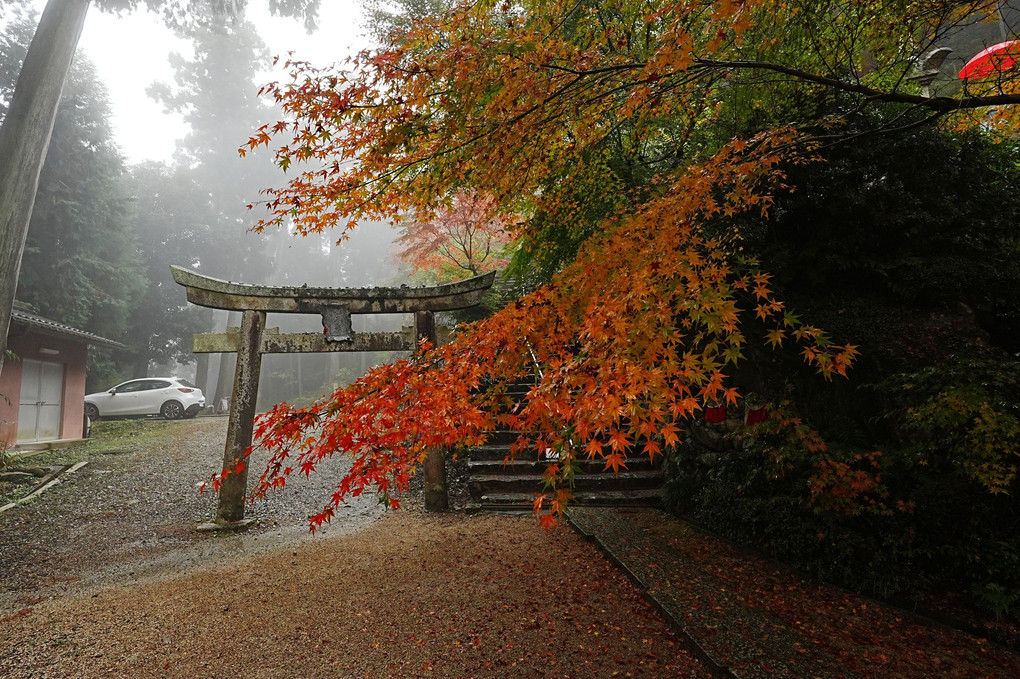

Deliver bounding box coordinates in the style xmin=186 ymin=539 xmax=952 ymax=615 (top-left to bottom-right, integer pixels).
xmin=240 ymin=136 xmax=858 ymax=528
xmin=397 ymin=189 xmax=517 ymax=281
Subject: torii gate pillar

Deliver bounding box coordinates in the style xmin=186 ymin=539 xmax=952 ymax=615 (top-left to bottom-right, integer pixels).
xmin=216 ymin=309 xmax=265 ymax=523
xmin=416 ymin=310 xmax=447 ymax=511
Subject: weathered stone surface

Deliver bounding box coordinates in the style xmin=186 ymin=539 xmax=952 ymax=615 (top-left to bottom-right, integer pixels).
xmin=416 ymin=310 xmax=448 ymax=512
xmin=196 ymin=518 xmax=254 ymax=532
xmin=172 ymin=267 xmax=484 ymax=518
xmin=321 ymin=306 xmax=353 ymax=342
xmin=171 ymin=265 xmax=495 ymax=313
xmin=193 ymin=330 xmax=414 ymax=354
xmin=215 ymin=310 xmax=265 ymax=524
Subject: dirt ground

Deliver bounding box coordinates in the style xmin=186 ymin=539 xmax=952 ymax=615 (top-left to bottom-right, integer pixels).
xmin=0 ymin=418 xmax=710 ymax=678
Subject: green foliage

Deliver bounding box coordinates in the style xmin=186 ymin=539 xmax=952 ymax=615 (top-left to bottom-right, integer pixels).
xmin=147 ymin=14 xmax=278 ymax=282
xmin=877 ymin=350 xmax=1020 ymax=493
xmin=0 ymin=435 xmax=11 ymax=470
xmin=666 ymin=346 xmax=1020 ymax=618
xmin=506 ymin=150 xmax=630 ymax=285
xmin=751 ymin=122 xmax=1020 ymax=348
xmin=666 ymin=443 xmax=905 ymax=597
xmin=93 ymin=0 xmax=321 ymax=33
xmin=120 ymin=162 xmax=237 ymax=376
xmin=661 ymin=119 xmax=1020 ymax=620
xmin=974 ymin=582 xmax=1020 ymax=623
xmin=363 ymin=0 xmax=451 ymax=43
xmin=666 ymin=434 xmax=1020 ymax=613
xmin=15 ymin=54 xmax=145 ymax=337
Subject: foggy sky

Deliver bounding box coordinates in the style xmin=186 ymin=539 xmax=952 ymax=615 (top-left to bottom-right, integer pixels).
xmin=30 ymin=0 xmax=365 ymax=164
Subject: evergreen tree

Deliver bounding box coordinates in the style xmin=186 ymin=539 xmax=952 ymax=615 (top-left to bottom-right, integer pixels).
xmin=147 ymin=14 xmax=278 ymax=282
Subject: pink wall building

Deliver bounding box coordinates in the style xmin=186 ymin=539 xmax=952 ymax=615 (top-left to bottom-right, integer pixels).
xmin=0 ymin=304 xmax=121 ymax=447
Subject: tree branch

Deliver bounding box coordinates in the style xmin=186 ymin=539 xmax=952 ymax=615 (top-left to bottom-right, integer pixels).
xmin=695 ymin=58 xmax=1020 ymax=111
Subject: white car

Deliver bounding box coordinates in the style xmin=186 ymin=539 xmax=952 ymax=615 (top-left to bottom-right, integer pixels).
xmin=84 ymin=377 xmax=206 ymax=421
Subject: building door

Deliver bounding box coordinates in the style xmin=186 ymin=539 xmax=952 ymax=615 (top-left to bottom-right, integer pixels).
xmin=18 ymin=359 xmax=64 ymax=442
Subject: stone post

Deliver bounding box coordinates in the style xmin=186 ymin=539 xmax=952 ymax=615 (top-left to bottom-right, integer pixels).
xmin=215 ymin=309 xmax=266 ymax=524
xmin=416 ymin=310 xmax=448 ymax=511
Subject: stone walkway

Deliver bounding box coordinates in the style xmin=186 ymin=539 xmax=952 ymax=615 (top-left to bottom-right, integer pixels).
xmin=567 ymin=506 xmax=1020 ymax=679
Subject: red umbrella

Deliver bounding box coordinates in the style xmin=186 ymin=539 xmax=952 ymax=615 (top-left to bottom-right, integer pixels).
xmin=958 ymin=40 xmax=1020 ymax=79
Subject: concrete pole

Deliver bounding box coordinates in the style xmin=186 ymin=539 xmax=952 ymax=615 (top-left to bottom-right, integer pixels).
xmin=416 ymin=310 xmax=448 ymax=511
xmin=215 ymin=309 xmax=266 ymax=524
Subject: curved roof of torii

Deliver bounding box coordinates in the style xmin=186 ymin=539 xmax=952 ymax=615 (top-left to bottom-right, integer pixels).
xmin=170 ymin=266 xmax=497 ymax=314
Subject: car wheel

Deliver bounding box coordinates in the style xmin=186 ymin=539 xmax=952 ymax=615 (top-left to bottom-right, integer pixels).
xmin=160 ymin=400 xmax=185 ymax=420
xmin=85 ymin=403 xmax=100 ymax=421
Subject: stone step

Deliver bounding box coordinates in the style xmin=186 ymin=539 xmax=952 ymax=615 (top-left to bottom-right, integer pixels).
xmin=482 ymin=430 xmax=520 ymax=446
xmin=466 ymin=456 xmax=662 ymax=475
xmin=466 ymin=441 xmax=665 ymax=461
xmin=463 ymin=443 xmax=525 ymax=461
xmin=469 ymin=470 xmax=663 ymax=496
xmin=465 ymin=488 xmax=663 ymax=514
xmin=478 ymin=431 xmax=606 ymax=447
xmin=464 ymin=377 xmax=666 ymax=513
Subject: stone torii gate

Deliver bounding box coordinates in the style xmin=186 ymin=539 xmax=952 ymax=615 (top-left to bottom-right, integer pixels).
xmin=171 ymin=265 xmax=496 ymax=527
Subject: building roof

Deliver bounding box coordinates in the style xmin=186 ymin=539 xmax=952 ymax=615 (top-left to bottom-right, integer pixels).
xmin=10 ymin=306 xmax=125 ymax=350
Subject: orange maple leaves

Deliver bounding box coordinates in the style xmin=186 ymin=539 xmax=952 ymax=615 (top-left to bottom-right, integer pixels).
xmin=230 ymin=1 xmax=946 ymax=526
xmin=245 ymin=135 xmax=857 ymax=529
xmin=244 ymin=0 xmax=1020 ymax=247
xmin=243 ymin=1 xmax=793 ymax=240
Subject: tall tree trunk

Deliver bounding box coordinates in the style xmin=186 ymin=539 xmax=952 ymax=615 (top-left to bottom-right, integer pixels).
xmin=192 ymin=307 xmax=214 ymax=394
xmin=194 ymin=353 xmax=210 ymax=392
xmin=213 ymin=310 xmax=240 ymax=411
xmin=0 ymin=0 xmax=90 ymax=370
xmin=132 ymin=355 xmax=150 ymax=379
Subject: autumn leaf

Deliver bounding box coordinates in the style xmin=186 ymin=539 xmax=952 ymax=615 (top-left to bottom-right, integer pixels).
xmin=225 ymin=0 xmax=912 ymax=527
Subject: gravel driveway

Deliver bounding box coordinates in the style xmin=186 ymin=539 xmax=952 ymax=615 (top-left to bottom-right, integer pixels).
xmin=0 ymin=417 xmax=384 ymax=614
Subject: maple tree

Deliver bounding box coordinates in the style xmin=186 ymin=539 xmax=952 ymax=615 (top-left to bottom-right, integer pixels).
xmin=237 ymin=0 xmax=1020 ymax=527
xmin=396 ymin=189 xmax=516 ymax=281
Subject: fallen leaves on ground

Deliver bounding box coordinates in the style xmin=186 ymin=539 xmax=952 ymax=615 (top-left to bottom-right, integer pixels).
xmin=0 ymin=513 xmax=710 ymax=679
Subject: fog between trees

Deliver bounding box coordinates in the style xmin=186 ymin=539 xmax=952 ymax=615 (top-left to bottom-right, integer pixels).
xmin=0 ymin=1 xmax=408 ymax=406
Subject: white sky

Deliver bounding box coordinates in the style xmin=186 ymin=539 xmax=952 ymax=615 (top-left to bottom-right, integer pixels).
xmin=31 ymin=0 xmax=368 ymax=164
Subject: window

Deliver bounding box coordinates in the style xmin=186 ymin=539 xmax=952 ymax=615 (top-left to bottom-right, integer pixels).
xmin=116 ymin=381 xmax=145 ymax=393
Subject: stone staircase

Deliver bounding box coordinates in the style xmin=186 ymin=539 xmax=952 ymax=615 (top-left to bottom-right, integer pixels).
xmin=463 ymin=381 xmax=665 ymax=513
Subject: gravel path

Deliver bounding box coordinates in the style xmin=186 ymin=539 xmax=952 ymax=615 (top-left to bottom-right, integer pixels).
xmin=0 ymin=418 xmax=711 ymax=678
xmin=0 ymin=418 xmax=384 ymax=613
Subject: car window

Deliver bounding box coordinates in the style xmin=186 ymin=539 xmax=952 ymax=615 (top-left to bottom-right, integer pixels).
xmin=116 ymin=381 xmax=144 ymax=393
xmin=149 ymin=380 xmax=172 ymax=390
xmin=177 ymin=379 xmax=198 ymax=389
